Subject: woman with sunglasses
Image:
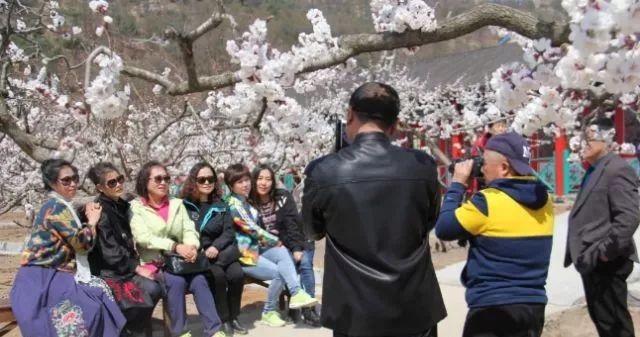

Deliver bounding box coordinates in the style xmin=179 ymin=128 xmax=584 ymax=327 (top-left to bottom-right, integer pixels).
xmin=224 ymin=164 xmax=317 ymax=328
xmin=129 ymin=161 xmax=226 ymax=337
xmin=250 ymin=164 xmax=321 ymax=327
xmin=182 ymin=162 xmax=246 ymax=336
xmin=86 ymin=162 xmax=163 ymax=337
xmin=10 ymin=159 xmax=126 ymax=337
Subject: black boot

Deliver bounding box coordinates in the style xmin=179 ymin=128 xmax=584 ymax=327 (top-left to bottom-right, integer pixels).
xmin=231 ymin=319 xmax=248 ymax=335
xmin=221 ymin=322 xmax=234 ymax=336
xmin=302 ymin=307 xmax=321 ymax=327
xmin=288 ymin=308 xmax=302 ymax=323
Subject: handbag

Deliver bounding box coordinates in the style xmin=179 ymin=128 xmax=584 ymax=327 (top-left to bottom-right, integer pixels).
xmin=103 ymin=275 xmax=155 ymax=310
xmin=163 ymin=251 xmax=210 ymax=275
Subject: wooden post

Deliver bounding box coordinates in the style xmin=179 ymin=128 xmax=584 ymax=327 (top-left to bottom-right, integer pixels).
xmin=451 ymin=133 xmax=464 ymax=159
xmin=554 ymin=130 xmax=567 ymax=197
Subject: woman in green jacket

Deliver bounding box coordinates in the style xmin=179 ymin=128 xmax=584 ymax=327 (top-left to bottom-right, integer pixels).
xmin=130 ymin=161 xmax=226 ymax=337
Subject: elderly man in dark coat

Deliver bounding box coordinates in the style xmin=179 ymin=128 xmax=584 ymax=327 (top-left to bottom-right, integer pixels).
xmin=565 ymin=117 xmax=640 ymax=337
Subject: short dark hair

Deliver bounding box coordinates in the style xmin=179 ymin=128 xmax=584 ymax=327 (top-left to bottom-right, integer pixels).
xmin=589 ymin=116 xmax=615 ymax=130
xmin=41 ymin=158 xmax=77 ymax=191
xmin=349 ymin=82 xmax=400 ymax=129
xmin=250 ymin=163 xmax=277 ymax=205
xmin=181 ymin=162 xmax=219 ymax=203
xmin=87 ymin=162 xmax=119 ymax=186
xmin=135 ymin=161 xmax=166 ymax=198
xmin=224 ymin=164 xmax=251 ymax=190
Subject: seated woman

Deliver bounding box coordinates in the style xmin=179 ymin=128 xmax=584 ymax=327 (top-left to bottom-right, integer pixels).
xmin=10 ymin=159 xmax=126 ymax=337
xmin=86 ymin=162 xmax=163 ymax=337
xmin=250 ymin=164 xmax=321 ymax=327
xmin=182 ymin=162 xmax=247 ymax=336
xmin=129 ymin=161 xmax=225 ymax=337
xmin=224 ymin=164 xmax=317 ymax=328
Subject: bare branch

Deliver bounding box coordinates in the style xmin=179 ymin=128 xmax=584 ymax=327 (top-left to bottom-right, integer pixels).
xmin=0 ymin=96 xmax=57 ymax=162
xmin=121 ymin=65 xmax=175 ymax=90
xmin=0 ymin=61 xmax=9 ymax=96
xmin=0 ymin=193 xmax=26 ymax=215
xmin=252 ymin=97 xmax=268 ymax=129
xmin=144 ymin=101 xmax=190 ymax=154
xmin=84 ymin=46 xmax=112 ymax=91
xmin=122 ymin=3 xmax=569 ymax=96
xmin=45 ymin=55 xmax=86 ymax=71
xmin=184 ymin=10 xmax=225 ymax=42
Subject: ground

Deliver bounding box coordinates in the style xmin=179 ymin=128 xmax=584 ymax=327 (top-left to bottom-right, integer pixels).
xmin=1 ymin=205 xmax=639 ymax=336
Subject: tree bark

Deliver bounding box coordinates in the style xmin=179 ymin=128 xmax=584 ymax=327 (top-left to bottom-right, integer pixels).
xmin=122 ymin=3 xmax=570 ymax=96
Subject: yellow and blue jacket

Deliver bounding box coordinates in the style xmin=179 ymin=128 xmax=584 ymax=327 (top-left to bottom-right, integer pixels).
xmin=435 ymin=178 xmax=554 ymax=308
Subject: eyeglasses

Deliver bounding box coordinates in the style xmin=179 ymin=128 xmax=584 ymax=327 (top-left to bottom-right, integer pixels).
xmin=105 ymin=175 xmax=125 ymax=189
xmin=196 ymin=176 xmax=215 ymax=185
xmin=58 ymin=174 xmax=79 ymax=186
xmin=150 ymin=175 xmax=171 ymax=185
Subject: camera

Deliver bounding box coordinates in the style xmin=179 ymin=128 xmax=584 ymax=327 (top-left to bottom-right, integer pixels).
xmin=448 ymin=156 xmax=484 ymax=178
xmin=335 ymin=120 xmax=349 ymax=152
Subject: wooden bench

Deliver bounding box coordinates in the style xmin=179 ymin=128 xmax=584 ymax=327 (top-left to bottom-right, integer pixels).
xmin=161 ymin=276 xmax=289 ymax=337
xmin=0 ymin=298 xmax=17 ymax=337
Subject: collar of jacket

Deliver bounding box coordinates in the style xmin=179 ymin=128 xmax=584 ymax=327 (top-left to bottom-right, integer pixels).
xmin=131 ymin=197 xmax=181 ymax=219
xmin=353 ymin=131 xmax=390 ymax=144
xmin=97 ymin=193 xmax=129 ymax=212
xmin=183 ymin=197 xmax=227 ymax=232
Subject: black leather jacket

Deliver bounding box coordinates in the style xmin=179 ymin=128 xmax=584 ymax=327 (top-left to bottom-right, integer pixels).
xmin=302 ymin=132 xmax=446 ymax=336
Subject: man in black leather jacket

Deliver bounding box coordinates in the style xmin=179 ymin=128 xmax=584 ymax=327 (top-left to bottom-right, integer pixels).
xmin=302 ymin=82 xmax=446 ymax=337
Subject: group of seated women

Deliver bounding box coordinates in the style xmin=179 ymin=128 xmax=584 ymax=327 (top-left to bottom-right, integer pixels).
xmin=10 ymin=158 xmax=320 ymax=337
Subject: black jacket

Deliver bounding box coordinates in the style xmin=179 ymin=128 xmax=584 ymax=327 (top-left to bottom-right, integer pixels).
xmin=87 ymin=194 xmax=138 ymax=279
xmin=302 ymin=132 xmax=446 ymax=336
xmin=260 ymin=189 xmax=310 ymax=252
xmin=183 ymin=198 xmax=240 ymax=267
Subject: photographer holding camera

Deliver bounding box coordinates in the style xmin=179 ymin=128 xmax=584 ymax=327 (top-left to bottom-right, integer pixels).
xmin=435 ymin=132 xmax=554 ymax=337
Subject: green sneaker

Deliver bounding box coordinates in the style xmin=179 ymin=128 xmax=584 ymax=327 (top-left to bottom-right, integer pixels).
xmin=179 ymin=332 xmax=192 ymax=337
xmin=211 ymin=331 xmax=227 ymax=337
xmin=260 ymin=310 xmax=286 ymax=327
xmin=289 ymin=290 xmax=318 ymax=309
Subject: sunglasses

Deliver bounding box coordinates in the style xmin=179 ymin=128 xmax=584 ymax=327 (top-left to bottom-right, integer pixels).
xmin=104 ymin=175 xmax=125 ymax=189
xmin=196 ymin=176 xmax=215 ymax=185
xmin=58 ymin=174 xmax=79 ymax=186
xmin=150 ymin=175 xmax=171 ymax=185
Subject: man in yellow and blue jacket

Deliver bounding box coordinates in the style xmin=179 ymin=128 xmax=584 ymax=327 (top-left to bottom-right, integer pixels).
xmin=435 ymin=132 xmax=554 ymax=337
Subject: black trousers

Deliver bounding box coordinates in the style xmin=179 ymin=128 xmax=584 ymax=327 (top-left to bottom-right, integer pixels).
xmin=122 ymin=277 xmax=163 ymax=337
xmin=462 ymin=303 xmax=545 ymax=337
xmin=581 ymin=257 xmax=635 ymax=337
xmin=333 ymin=326 xmax=437 ymax=337
xmin=206 ymin=261 xmax=244 ymax=322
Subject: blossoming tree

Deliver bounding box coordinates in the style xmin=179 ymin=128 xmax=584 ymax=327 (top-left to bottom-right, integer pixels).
xmin=0 ymin=0 xmax=639 ymax=213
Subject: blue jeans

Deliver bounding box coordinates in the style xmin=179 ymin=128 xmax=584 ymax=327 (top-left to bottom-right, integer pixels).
xmin=242 ymin=246 xmax=301 ymax=312
xmin=298 ymin=246 xmax=316 ymax=298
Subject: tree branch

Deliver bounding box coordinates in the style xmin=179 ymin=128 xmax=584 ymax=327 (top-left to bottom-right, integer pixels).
xmin=253 ymin=97 xmax=268 ymax=129
xmin=0 ymin=193 xmax=26 ymax=215
xmin=121 ymin=65 xmax=175 ymax=89
xmin=184 ymin=8 xmax=226 ymax=42
xmin=0 ymin=96 xmax=57 ymax=162
xmin=144 ymin=101 xmax=190 ymax=154
xmin=122 ymin=3 xmax=569 ymax=96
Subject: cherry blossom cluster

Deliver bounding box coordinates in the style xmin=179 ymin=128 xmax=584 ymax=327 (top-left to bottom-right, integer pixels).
xmin=370 ymin=0 xmax=437 ymax=33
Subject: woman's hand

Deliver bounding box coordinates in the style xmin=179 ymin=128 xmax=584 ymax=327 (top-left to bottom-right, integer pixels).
xmin=293 ymin=251 xmax=303 ymax=263
xmin=205 ymin=246 xmax=219 ymax=259
xmin=84 ymin=202 xmax=102 ymax=226
xmin=136 ymin=265 xmax=156 ymax=280
xmin=176 ymin=244 xmax=197 ymax=262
